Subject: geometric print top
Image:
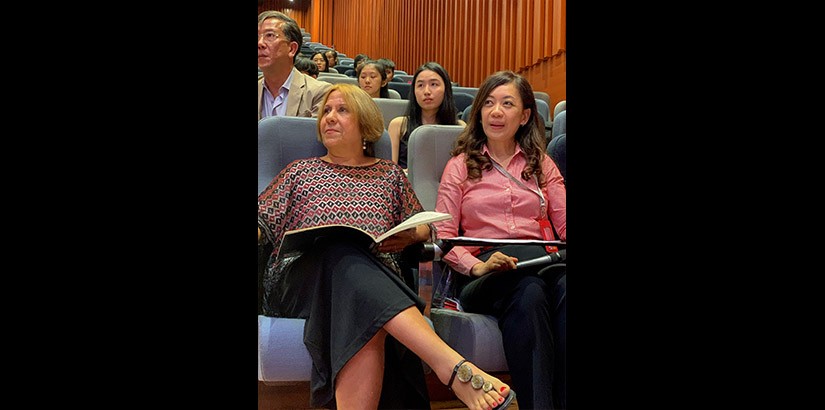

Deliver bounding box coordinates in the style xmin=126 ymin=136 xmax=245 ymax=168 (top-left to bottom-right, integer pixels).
xmin=257 ymin=157 xmax=425 ymax=317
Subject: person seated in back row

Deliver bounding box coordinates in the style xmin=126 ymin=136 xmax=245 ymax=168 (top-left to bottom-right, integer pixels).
xmin=257 ymin=11 xmax=331 ymax=119
xmin=345 ymin=53 xmax=370 ymax=77
xmin=388 ymin=62 xmax=466 ymax=170
xmin=378 ymin=57 xmax=402 ymax=83
xmin=325 ymin=49 xmax=339 ymax=68
xmin=294 ymin=55 xmax=319 ymax=78
xmin=258 ymin=83 xmax=517 ymax=410
xmin=357 ymin=59 xmax=390 ymax=99
xmin=311 ymin=51 xmax=333 ymax=74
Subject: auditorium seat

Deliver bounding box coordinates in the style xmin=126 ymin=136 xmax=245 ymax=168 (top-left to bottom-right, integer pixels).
xmin=406 ymin=124 xmax=510 ymax=372
xmin=452 ymin=92 xmax=475 ymax=120
xmin=388 ymin=82 xmax=411 ymax=99
xmin=373 ymin=98 xmax=409 ymax=129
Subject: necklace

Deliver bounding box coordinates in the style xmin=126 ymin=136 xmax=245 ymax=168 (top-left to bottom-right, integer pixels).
xmin=320 ymin=155 xmax=378 ymax=167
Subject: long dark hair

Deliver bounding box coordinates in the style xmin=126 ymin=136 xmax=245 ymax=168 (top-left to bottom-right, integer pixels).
xmin=310 ymin=51 xmax=330 ymax=72
xmin=453 ymin=70 xmax=547 ymax=185
xmin=294 ymin=56 xmax=319 ymax=77
xmin=401 ymin=62 xmax=460 ymax=144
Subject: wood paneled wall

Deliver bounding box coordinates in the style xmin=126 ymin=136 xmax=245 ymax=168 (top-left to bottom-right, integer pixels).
xmin=258 ymin=0 xmax=565 ymax=109
xmin=258 ymin=1 xmax=310 ymax=28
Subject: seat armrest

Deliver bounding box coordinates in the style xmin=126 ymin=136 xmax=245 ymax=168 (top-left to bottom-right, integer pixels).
xmin=402 ymin=242 xmax=437 ymax=262
xmin=418 ymin=260 xmax=434 ymax=317
xmin=400 ymin=242 xmax=440 ymax=317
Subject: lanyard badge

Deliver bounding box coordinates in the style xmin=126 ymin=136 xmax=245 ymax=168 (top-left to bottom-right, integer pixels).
xmin=537 ymin=216 xmax=558 ymax=253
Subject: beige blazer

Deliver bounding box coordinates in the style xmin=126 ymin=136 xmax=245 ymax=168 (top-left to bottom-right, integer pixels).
xmin=258 ymin=67 xmax=332 ymax=120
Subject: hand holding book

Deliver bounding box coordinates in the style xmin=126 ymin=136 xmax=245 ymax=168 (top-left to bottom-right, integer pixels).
xmin=376 ymin=226 xmax=418 ymax=253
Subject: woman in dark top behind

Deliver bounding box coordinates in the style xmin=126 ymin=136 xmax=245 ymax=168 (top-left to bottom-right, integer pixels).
xmin=388 ymin=62 xmax=466 ymax=169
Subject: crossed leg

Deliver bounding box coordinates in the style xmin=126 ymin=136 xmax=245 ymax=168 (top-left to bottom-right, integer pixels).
xmin=335 ymin=306 xmax=512 ymax=410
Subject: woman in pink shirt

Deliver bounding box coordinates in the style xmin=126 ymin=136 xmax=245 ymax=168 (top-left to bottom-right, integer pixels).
xmin=434 ymin=70 xmax=566 ymax=410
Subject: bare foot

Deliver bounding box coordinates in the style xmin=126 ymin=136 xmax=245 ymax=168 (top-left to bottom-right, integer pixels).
xmin=444 ymin=361 xmax=513 ymax=410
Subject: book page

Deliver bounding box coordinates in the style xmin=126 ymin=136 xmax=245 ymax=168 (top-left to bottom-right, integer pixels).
xmin=374 ymin=211 xmax=453 ymax=243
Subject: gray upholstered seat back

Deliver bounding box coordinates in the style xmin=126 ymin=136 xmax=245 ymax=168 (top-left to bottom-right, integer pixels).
xmin=452 ymin=86 xmax=479 ymax=97
xmin=552 ymin=109 xmax=566 ymax=140
xmin=553 ymin=100 xmax=566 ymax=120
xmin=546 ymin=133 xmax=566 ymax=184
xmin=318 ymin=76 xmax=358 ymax=86
xmin=388 ymin=80 xmax=412 ymax=99
xmin=534 ymin=91 xmax=551 ymax=108
xmin=452 ymin=92 xmax=475 ymax=119
xmin=535 ymin=99 xmax=551 ymax=126
xmin=462 ymin=104 xmax=474 ymax=123
xmin=406 ymin=124 xmax=465 ymax=211
xmin=258 ymin=116 xmax=322 ymax=195
xmin=373 ymin=98 xmax=409 ymax=129
xmin=258 ymin=115 xmax=394 ymax=195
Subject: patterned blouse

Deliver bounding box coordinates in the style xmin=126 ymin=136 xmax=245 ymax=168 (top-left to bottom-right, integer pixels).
xmin=258 ymin=157 xmax=424 ymax=317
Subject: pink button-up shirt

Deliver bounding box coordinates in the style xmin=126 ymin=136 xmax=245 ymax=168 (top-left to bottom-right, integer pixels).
xmin=434 ymin=145 xmax=566 ymax=275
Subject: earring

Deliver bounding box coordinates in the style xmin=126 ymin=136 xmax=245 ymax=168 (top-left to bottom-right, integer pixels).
xmin=362 ymin=139 xmax=367 ymax=150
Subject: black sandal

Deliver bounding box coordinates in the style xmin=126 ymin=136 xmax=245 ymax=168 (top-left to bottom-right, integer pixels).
xmin=447 ymin=359 xmax=516 ymax=409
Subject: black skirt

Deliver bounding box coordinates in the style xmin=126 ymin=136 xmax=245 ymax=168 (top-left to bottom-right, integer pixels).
xmin=276 ymin=239 xmax=430 ymax=409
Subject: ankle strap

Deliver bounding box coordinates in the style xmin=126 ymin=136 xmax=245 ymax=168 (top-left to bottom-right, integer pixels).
xmin=447 ymin=359 xmax=468 ymax=390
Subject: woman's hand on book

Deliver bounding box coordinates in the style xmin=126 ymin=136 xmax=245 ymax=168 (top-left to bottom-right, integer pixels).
xmin=377 ymin=227 xmax=419 ymax=253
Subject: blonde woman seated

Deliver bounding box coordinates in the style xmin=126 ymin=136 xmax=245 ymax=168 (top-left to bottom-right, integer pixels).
xmin=388 ymin=62 xmax=466 ymax=170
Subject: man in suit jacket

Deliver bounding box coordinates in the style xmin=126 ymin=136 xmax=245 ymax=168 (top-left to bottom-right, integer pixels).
xmin=258 ymin=11 xmax=331 ymax=120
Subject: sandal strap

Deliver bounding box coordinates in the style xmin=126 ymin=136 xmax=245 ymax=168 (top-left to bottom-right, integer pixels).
xmin=447 ymin=359 xmax=468 ymax=390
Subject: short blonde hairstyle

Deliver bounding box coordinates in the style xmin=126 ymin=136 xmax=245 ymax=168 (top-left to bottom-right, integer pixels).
xmin=316 ymin=84 xmax=384 ymax=155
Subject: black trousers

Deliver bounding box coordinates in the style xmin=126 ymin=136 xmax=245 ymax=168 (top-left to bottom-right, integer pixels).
xmin=456 ymin=245 xmax=566 ymax=410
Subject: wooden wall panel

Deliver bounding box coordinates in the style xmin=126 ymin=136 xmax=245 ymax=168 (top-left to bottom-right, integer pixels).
xmin=258 ymin=0 xmax=311 ymax=34
xmin=258 ymin=0 xmax=565 ymax=108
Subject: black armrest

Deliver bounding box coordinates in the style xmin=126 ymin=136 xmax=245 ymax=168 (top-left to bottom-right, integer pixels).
xmin=258 ymin=241 xmax=274 ymax=315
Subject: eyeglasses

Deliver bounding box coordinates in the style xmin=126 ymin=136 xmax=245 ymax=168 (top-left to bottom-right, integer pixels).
xmin=258 ymin=32 xmax=281 ymax=43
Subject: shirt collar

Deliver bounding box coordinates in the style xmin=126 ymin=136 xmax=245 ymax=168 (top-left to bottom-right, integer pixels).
xmin=262 ymin=68 xmax=295 ymax=95
xmin=481 ymin=143 xmax=524 ymax=157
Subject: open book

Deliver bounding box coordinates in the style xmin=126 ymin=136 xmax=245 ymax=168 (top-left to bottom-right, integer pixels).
xmin=278 ymin=211 xmax=453 ymax=255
